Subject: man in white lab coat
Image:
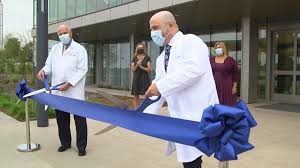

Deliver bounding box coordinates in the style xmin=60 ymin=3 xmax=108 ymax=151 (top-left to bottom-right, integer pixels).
xmin=37 ymin=24 xmax=88 ymax=156
xmin=144 ymin=11 xmax=219 ymax=168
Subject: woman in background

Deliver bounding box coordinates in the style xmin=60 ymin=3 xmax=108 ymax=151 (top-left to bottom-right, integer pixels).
xmin=210 ymin=41 xmax=238 ymax=106
xmin=131 ymin=43 xmax=152 ymax=108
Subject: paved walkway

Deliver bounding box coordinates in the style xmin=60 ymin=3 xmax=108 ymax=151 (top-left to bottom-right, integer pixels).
xmin=0 ymin=102 xmax=300 ymax=168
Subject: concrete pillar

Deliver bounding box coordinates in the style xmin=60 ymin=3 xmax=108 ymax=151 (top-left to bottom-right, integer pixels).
xmin=240 ymin=17 xmax=258 ymax=103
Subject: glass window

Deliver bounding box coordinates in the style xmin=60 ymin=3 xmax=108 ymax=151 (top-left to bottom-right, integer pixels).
xmin=84 ymin=44 xmax=96 ymax=85
xmin=297 ymin=33 xmax=300 ymax=71
xmin=198 ymin=34 xmax=210 ymax=55
xmin=97 ymin=0 xmax=109 ymax=10
xmin=236 ymin=31 xmax=242 ymax=64
xmin=274 ymin=75 xmax=293 ymax=94
xmin=49 ymin=0 xmax=58 ymax=22
xmin=273 ymin=32 xmax=294 ymax=71
xmin=257 ymin=28 xmax=267 ymax=99
xmin=99 ymin=41 xmax=131 ymax=89
xmin=66 ymin=0 xmax=76 ymax=18
xmin=102 ymin=44 xmax=109 ymax=85
xmin=120 ymin=42 xmax=130 ymax=90
xmin=108 ymin=0 xmax=122 ymax=7
xmin=147 ymin=41 xmax=161 ymax=80
xmin=87 ymin=0 xmax=97 ymax=13
xmin=297 ymin=76 xmax=300 ymax=95
xmin=33 ymin=0 xmax=37 ymax=27
xmin=57 ymin=0 xmax=67 ymax=21
xmin=108 ymin=43 xmax=118 ymax=87
xmin=76 ymin=0 xmax=87 ymax=16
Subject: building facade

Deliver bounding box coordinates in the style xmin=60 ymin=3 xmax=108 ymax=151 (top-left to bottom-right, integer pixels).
xmin=34 ymin=0 xmax=300 ymax=104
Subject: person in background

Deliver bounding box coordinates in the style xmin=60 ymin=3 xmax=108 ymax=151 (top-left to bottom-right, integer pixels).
xmin=210 ymin=41 xmax=239 ymax=106
xmin=131 ymin=43 xmax=152 ymax=108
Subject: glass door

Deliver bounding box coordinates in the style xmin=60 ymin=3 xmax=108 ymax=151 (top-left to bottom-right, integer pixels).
xmin=272 ymin=31 xmax=300 ymax=103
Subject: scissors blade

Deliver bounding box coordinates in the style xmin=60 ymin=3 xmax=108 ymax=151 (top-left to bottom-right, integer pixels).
xmin=93 ymin=91 xmax=128 ymax=136
xmin=44 ymin=91 xmax=50 ymax=111
xmin=94 ymin=125 xmax=118 ymax=135
xmin=23 ymin=88 xmax=47 ymax=98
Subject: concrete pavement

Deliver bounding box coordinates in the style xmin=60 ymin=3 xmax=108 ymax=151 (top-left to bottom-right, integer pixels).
xmin=0 ymin=103 xmax=300 ymax=168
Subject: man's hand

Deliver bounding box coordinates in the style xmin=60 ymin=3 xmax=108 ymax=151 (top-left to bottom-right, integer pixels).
xmin=37 ymin=70 xmax=45 ymax=81
xmin=145 ymin=83 xmax=160 ymax=97
xmin=59 ymin=82 xmax=72 ymax=91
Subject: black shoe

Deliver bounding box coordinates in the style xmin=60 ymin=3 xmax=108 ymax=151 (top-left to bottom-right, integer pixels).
xmin=57 ymin=146 xmax=71 ymax=152
xmin=78 ymin=149 xmax=86 ymax=156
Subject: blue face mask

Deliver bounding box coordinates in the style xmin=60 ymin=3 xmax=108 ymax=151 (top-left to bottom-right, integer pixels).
xmin=151 ymin=30 xmax=166 ymax=47
xmin=59 ymin=33 xmax=72 ymax=45
xmin=215 ymin=48 xmax=224 ymax=56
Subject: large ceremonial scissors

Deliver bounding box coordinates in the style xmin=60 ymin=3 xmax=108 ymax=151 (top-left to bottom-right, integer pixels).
xmin=23 ymin=75 xmax=65 ymax=110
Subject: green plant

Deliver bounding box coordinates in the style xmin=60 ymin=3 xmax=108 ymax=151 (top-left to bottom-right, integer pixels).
xmin=0 ymin=93 xmax=56 ymax=121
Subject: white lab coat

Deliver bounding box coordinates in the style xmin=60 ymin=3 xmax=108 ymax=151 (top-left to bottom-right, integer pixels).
xmin=42 ymin=40 xmax=88 ymax=100
xmin=144 ymin=32 xmax=219 ymax=162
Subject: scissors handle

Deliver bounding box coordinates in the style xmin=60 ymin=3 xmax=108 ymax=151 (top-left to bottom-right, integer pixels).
xmin=135 ymin=96 xmax=161 ymax=112
xmin=43 ymin=75 xmax=50 ymax=91
xmin=51 ymin=82 xmax=66 ymax=90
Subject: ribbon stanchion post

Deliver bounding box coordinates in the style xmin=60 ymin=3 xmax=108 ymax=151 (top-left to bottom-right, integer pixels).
xmin=219 ymin=161 xmax=229 ymax=168
xmin=17 ymin=99 xmax=41 ymax=152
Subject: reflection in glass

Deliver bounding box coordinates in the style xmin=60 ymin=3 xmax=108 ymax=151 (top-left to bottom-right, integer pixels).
xmin=297 ymin=76 xmax=300 ymax=95
xmin=49 ymin=0 xmax=58 ymax=22
xmin=87 ymin=0 xmax=97 ymax=13
xmin=102 ymin=44 xmax=109 ymax=85
xmin=297 ymin=33 xmax=300 ymax=71
xmin=108 ymin=43 xmax=118 ymax=87
xmin=198 ymin=34 xmax=210 ymax=55
xmin=57 ymin=0 xmax=67 ymax=21
xmin=147 ymin=41 xmax=161 ymax=80
xmin=257 ymin=28 xmax=267 ymax=99
xmin=97 ymin=0 xmax=109 ymax=10
xmin=120 ymin=42 xmax=130 ymax=90
xmin=274 ymin=75 xmax=293 ymax=94
xmin=108 ymin=0 xmax=122 ymax=7
xmin=66 ymin=0 xmax=76 ymax=18
xmin=83 ymin=44 xmax=96 ymax=85
xmin=76 ymin=0 xmax=87 ymax=16
xmin=273 ymin=32 xmax=294 ymax=71
xmin=100 ymin=42 xmax=131 ymax=89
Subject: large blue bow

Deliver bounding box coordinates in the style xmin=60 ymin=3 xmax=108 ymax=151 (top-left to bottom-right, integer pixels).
xmin=15 ymin=79 xmax=29 ymax=102
xmin=196 ymin=102 xmax=257 ymax=161
xmin=15 ymin=80 xmax=257 ymax=161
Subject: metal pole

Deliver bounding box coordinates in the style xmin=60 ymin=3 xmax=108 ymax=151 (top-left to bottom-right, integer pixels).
xmin=25 ymin=99 xmax=31 ymax=149
xmin=219 ymin=161 xmax=229 ymax=168
xmin=36 ymin=0 xmax=48 ymax=127
xmin=17 ymin=99 xmax=41 ymax=152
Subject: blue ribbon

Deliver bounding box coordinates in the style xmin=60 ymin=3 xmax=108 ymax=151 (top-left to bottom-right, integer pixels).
xmin=16 ymin=80 xmax=257 ymax=161
xmin=196 ymin=103 xmax=257 ymax=161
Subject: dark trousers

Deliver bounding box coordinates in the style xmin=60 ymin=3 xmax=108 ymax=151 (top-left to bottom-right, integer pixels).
xmin=183 ymin=156 xmax=202 ymax=168
xmin=55 ymin=109 xmax=87 ymax=150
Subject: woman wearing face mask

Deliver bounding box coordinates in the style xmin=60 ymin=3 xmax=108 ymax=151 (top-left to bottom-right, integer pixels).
xmin=210 ymin=42 xmax=239 ymax=106
xmin=131 ymin=43 xmax=152 ymax=108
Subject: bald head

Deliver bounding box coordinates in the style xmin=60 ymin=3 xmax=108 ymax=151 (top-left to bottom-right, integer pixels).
xmin=57 ymin=24 xmax=72 ymax=37
xmin=150 ymin=11 xmax=177 ymax=26
xmin=149 ymin=11 xmax=179 ymax=46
